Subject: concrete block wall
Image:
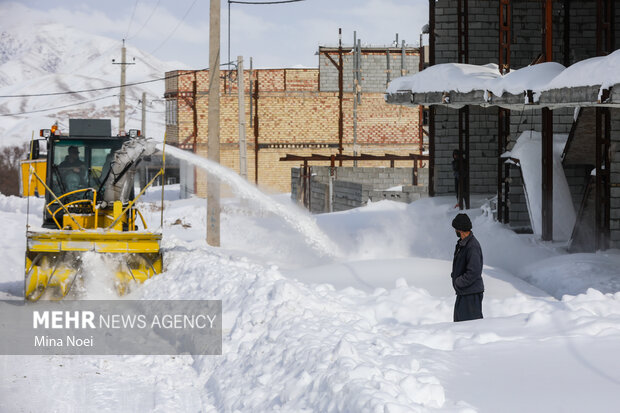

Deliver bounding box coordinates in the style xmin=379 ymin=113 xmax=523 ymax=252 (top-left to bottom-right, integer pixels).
xmin=610 ymin=108 xmax=620 ymax=249
xmin=291 ymin=166 xmax=429 ymax=213
xmin=466 ymin=1 xmax=499 ymax=66
xmin=507 ymin=166 xmax=531 ymax=231
xmin=564 ymin=165 xmax=592 ymax=213
xmin=435 ymin=0 xmax=598 ymax=69
xmin=433 ymin=106 xmax=499 ymax=197
xmin=319 ymin=50 xmax=420 ymax=93
xmin=567 ymin=1 xmax=597 ymax=64
xmin=369 ymin=186 xmax=428 ymax=204
xmin=432 ymin=0 xmax=614 ymax=241
xmin=333 ymin=181 xmax=366 ymax=212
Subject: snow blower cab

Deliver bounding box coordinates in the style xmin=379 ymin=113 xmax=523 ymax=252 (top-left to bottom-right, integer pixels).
xmin=25 ymin=119 xmax=164 ymax=301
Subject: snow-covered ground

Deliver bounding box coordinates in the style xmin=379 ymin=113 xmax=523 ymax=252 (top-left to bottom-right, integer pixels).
xmin=2 ymin=184 xmax=620 ymax=412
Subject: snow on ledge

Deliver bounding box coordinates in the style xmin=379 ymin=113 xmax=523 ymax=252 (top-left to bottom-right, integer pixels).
xmin=387 ymin=49 xmax=620 ymax=100
xmin=386 ymin=63 xmax=500 ymax=94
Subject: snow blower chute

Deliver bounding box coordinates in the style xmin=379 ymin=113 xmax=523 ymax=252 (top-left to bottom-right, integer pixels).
xmin=22 ymin=119 xmax=164 ymax=301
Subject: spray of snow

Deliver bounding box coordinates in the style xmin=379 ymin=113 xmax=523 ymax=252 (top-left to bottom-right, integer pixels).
xmin=159 ymin=144 xmax=341 ymax=258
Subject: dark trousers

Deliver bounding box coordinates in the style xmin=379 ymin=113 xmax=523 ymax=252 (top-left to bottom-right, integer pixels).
xmin=454 ymin=293 xmax=483 ymax=322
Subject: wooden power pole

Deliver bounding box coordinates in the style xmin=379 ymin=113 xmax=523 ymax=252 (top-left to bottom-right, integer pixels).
xmin=207 ymin=0 xmax=221 ymax=246
xmin=120 ymin=42 xmax=126 ymax=132
xmin=113 ymin=39 xmax=134 ymax=133
xmin=140 ymin=92 xmax=147 ymax=189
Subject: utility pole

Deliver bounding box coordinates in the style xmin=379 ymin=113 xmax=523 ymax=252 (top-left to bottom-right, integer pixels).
xmin=238 ymin=56 xmax=247 ymax=179
xmin=140 ymin=92 xmax=147 ymax=189
xmin=338 ymin=28 xmax=343 ymax=165
xmin=353 ymin=32 xmax=361 ymax=166
xmin=112 ymin=40 xmax=135 ymax=133
xmin=207 ymin=0 xmax=221 ymax=247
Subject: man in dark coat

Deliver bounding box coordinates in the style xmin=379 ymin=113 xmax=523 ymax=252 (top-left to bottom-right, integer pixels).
xmin=451 ymin=213 xmax=484 ymax=322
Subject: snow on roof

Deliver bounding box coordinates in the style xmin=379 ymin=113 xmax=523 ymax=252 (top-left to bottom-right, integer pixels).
xmin=387 ymin=49 xmax=620 ymax=100
xmin=541 ymin=49 xmax=620 ymax=91
xmin=491 ymin=62 xmax=565 ymax=96
xmin=386 ymin=63 xmax=500 ymax=94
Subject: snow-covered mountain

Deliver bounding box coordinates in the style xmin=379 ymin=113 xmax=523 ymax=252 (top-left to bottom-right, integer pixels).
xmin=0 ymin=20 xmax=188 ymax=147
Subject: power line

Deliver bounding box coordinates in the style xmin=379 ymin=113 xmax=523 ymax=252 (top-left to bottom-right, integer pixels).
xmin=229 ymin=0 xmax=305 ymax=4
xmin=226 ymin=0 xmax=306 ymax=92
xmin=125 ymin=0 xmax=141 ymax=40
xmin=0 ymin=94 xmax=119 ymax=117
xmin=149 ymin=0 xmax=199 ymax=55
xmin=0 ymin=68 xmax=208 ymax=98
xmin=127 ymin=0 xmax=162 ymax=40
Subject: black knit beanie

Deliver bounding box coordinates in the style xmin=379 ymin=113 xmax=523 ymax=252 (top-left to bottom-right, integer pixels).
xmin=452 ymin=213 xmax=472 ymax=231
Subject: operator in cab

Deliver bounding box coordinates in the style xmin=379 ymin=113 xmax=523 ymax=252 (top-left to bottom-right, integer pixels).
xmin=58 ymin=145 xmax=86 ymax=192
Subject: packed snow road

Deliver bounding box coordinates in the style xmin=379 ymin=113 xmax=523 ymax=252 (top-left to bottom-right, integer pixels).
xmin=2 ymin=191 xmax=620 ymax=412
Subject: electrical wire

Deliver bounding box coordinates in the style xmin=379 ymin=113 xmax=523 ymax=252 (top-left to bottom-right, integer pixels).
xmin=149 ymin=0 xmax=199 ymax=55
xmin=0 ymin=94 xmax=119 ymax=117
xmin=127 ymin=0 xmax=162 ymax=40
xmin=0 ymin=69 xmax=207 ymax=98
xmin=229 ymin=0 xmax=305 ymax=4
xmin=125 ymin=0 xmax=141 ymax=40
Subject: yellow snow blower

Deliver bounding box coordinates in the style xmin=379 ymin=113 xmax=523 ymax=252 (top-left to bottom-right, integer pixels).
xmin=22 ymin=119 xmax=164 ymax=301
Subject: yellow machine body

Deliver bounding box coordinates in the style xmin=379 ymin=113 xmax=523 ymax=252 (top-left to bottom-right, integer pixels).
xmin=24 ymin=122 xmax=164 ymax=301
xmin=25 ymin=230 xmax=162 ymax=301
xmin=20 ymin=159 xmax=47 ymax=197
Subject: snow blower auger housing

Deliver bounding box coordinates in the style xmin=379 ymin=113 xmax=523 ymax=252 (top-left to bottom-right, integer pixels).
xmin=23 ymin=119 xmax=164 ymax=301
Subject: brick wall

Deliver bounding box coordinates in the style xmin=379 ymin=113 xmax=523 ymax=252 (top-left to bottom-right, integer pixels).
xmin=433 ymin=106 xmax=500 ymax=197
xmin=165 ymin=66 xmax=421 ymax=194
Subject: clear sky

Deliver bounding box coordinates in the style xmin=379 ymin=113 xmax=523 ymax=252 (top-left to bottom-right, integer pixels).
xmin=7 ymin=0 xmax=429 ymax=69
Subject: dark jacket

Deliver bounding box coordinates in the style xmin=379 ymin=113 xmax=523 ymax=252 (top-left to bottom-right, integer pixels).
xmin=451 ymin=233 xmax=484 ymax=295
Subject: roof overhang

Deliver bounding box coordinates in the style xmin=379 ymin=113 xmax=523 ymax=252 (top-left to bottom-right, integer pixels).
xmin=385 ymin=84 xmax=620 ymax=110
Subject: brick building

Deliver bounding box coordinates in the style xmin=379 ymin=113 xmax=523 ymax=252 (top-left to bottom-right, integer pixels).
xmin=164 ymin=45 xmax=422 ymax=196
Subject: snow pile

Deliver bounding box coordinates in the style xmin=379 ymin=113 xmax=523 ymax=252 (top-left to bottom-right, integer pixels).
xmin=504 ymin=130 xmax=575 ymax=240
xmin=137 ymin=250 xmax=451 ymax=411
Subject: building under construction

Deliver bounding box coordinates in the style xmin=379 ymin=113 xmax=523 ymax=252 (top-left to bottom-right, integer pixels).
xmin=386 ymin=0 xmax=620 ymax=251
xmin=164 ymin=40 xmax=423 ymax=196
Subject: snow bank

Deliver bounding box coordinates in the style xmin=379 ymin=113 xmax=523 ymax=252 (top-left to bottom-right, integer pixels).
xmin=137 ymin=250 xmax=452 ymax=411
